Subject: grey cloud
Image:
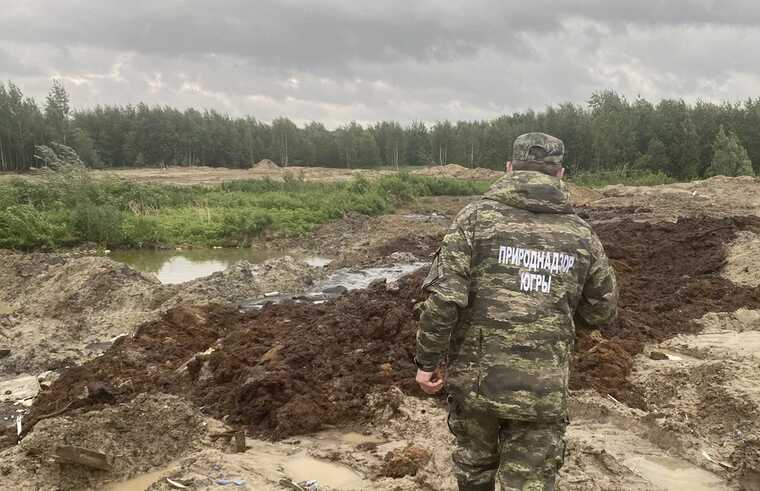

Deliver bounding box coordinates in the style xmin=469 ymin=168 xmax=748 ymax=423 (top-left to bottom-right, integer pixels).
xmin=1 ymin=1 xmax=760 ymax=126
xmin=0 ymin=47 xmax=44 ymax=77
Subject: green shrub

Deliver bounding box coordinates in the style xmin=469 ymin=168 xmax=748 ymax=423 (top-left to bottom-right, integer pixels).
xmin=121 ymin=215 xmax=165 ymax=248
xmin=70 ymin=204 xmax=126 ymax=245
xmin=570 ymin=170 xmax=675 ymax=188
xmin=221 ymin=209 xmax=273 ymax=244
xmin=0 ymin=205 xmax=68 ymax=249
xmin=0 ymin=172 xmax=494 ymax=249
xmin=155 ymin=207 xmax=225 ymax=245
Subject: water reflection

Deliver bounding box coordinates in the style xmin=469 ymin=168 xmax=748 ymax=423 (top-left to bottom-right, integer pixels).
xmin=111 ymin=248 xmax=279 ymax=284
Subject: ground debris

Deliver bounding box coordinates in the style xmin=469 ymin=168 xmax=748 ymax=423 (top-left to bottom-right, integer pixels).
xmin=55 ymin=445 xmax=114 ymax=471
xmin=381 ymin=445 xmax=432 ymax=478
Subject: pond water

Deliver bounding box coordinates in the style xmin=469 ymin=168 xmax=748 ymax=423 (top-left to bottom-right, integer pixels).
xmin=110 ymin=249 xmax=330 ymax=284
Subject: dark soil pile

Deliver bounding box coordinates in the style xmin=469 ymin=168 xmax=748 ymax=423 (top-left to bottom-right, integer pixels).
xmin=1 ymin=304 xmax=232 ymax=448
xmin=21 ymin=274 xmax=425 ymax=444
xmin=193 ymin=275 xmax=423 ymax=439
xmin=571 ymin=216 xmax=760 ymax=406
xmin=17 ymin=216 xmax=760 ymax=448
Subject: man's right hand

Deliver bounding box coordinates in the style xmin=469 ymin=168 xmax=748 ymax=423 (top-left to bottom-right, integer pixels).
xmin=416 ymin=368 xmax=444 ymax=394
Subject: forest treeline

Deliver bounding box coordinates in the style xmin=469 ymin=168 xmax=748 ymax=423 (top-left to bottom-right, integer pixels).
xmin=1 ymin=80 xmax=758 ymax=178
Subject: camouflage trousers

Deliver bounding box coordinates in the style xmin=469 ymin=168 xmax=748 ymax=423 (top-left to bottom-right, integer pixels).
xmin=447 ymin=398 xmax=567 ymax=491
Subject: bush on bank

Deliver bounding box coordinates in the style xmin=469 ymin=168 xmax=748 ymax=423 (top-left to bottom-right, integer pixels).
xmin=0 ymin=172 xmax=490 ymax=250
xmin=568 ymin=169 xmax=675 ymax=188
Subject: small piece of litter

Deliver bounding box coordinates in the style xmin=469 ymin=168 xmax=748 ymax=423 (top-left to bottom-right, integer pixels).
xmin=702 ymin=450 xmax=735 ymax=469
xmin=166 ymin=478 xmax=189 ymax=489
xmin=299 ymin=480 xmax=319 ymax=491
xmin=215 ymin=479 xmax=246 ymax=486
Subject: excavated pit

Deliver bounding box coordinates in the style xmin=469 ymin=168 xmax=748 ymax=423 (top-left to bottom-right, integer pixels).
xmin=11 ymin=216 xmax=760 ymax=451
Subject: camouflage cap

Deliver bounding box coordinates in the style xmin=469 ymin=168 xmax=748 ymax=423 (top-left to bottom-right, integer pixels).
xmin=512 ymin=132 xmax=564 ymax=164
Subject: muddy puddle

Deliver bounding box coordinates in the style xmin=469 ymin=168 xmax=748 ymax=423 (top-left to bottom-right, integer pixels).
xmin=102 ymin=463 xmax=182 ymax=491
xmin=314 ymin=262 xmax=428 ymax=292
xmin=622 ymin=455 xmax=727 ymax=490
xmin=240 ymin=262 xmax=428 ymax=310
xmin=104 ymin=430 xmax=380 ymax=491
xmin=111 ymin=248 xmax=331 ymax=284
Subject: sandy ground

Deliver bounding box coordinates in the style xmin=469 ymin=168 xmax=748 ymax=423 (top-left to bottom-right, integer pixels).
xmin=3 ymin=176 xmax=760 ymax=490
xmin=81 ymin=163 xmax=504 ymax=186
xmin=583 ymin=175 xmax=760 ymax=222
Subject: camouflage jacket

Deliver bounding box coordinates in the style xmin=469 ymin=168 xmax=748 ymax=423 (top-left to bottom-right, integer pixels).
xmin=415 ymin=171 xmax=618 ymax=421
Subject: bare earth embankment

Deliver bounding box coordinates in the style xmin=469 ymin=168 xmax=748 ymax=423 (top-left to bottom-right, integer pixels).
xmin=88 ymin=163 xmax=504 ymax=186
xmin=2 ymin=175 xmax=760 ymax=490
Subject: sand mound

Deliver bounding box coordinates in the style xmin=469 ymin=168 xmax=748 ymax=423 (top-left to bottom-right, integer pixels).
xmin=168 ymin=256 xmax=326 ymax=307
xmin=585 ymin=175 xmax=760 ymax=221
xmin=252 ymin=159 xmax=282 ymax=172
xmin=722 ymin=231 xmax=760 ymax=287
xmin=0 ymin=252 xmax=169 ymax=373
xmin=0 ymin=253 xmax=326 ymax=375
xmin=0 ymin=393 xmax=204 ymax=490
xmin=566 ymin=182 xmax=602 ymax=206
xmin=411 ymin=164 xmax=502 ymax=180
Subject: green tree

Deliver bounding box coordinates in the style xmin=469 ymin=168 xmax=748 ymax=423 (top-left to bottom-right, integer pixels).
xmin=69 ymin=126 xmax=102 ymax=167
xmin=588 ymin=91 xmax=637 ymax=171
xmin=405 ymin=121 xmax=431 ymax=166
xmin=634 ymin=137 xmax=669 ymax=172
xmin=45 ymin=80 xmax=71 ymax=144
xmin=706 ymin=126 xmax=754 ymax=177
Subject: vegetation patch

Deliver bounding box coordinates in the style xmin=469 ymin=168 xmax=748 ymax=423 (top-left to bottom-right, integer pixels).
xmin=0 ymin=145 xmax=489 ymax=249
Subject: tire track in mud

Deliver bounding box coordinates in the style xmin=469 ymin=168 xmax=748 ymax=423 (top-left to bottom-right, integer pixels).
xmin=11 ymin=216 xmax=760 ymax=450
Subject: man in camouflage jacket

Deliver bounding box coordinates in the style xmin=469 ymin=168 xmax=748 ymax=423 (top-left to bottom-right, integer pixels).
xmin=414 ymin=132 xmax=618 ymax=491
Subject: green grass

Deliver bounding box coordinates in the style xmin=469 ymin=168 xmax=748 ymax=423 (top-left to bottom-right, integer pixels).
xmin=568 ymin=169 xmax=677 ymax=188
xmin=0 ymin=172 xmax=490 ymax=250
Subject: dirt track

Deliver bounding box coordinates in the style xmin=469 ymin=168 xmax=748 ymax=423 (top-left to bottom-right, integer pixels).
xmin=3 ymin=176 xmax=760 ymax=490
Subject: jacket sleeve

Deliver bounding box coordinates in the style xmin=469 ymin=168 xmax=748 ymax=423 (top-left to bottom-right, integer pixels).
xmin=576 ymin=232 xmax=618 ymax=326
xmin=414 ymin=206 xmax=475 ymax=371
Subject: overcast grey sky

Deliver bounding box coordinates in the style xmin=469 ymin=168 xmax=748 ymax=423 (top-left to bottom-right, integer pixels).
xmin=2 ymin=0 xmax=759 ymax=127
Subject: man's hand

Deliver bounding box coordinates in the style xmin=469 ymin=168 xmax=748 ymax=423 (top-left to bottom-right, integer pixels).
xmin=416 ymin=368 xmax=444 ymax=394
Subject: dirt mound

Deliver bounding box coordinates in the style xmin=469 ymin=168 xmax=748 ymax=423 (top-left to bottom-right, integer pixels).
xmin=0 ymin=252 xmax=163 ymax=320
xmin=565 ymin=182 xmax=602 ymax=206
xmin=0 ymin=393 xmax=204 ymax=491
xmin=252 ymin=159 xmax=281 ymax=171
xmin=572 ymin=216 xmax=760 ymax=405
xmin=20 ymin=216 xmax=760 ymax=448
xmin=21 ymin=274 xmax=425 ymax=444
xmin=588 ymin=175 xmax=760 ymax=221
xmin=274 ymin=198 xmax=473 ymax=267
xmin=0 ymin=252 xmax=169 ymax=373
xmin=722 ymin=231 xmax=760 ymax=287
xmin=411 ymin=164 xmax=502 ymax=180
xmin=20 ymin=305 xmax=234 ymax=435
xmin=169 ymin=256 xmax=326 ymax=306
xmin=0 ymin=252 xmax=327 ymax=375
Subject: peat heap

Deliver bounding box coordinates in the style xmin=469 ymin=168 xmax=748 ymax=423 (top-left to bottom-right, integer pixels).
xmin=15 ymin=216 xmax=760 ymax=448
xmin=20 ymin=273 xmax=424 ymax=445
xmin=572 ymin=215 xmax=760 ymax=406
